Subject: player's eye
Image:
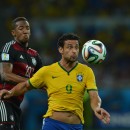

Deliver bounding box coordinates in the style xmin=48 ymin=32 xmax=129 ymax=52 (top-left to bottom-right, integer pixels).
xmin=75 ymin=46 xmax=79 ymax=49
xmin=18 ymin=27 xmax=23 ymax=30
xmin=26 ymin=26 xmax=30 ymax=30
xmin=67 ymin=46 xmax=73 ymax=49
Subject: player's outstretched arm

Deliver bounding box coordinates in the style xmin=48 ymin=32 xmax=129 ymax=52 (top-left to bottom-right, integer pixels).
xmin=0 ymin=63 xmax=28 ymax=83
xmin=88 ymin=90 xmax=110 ymax=124
xmin=0 ymin=81 xmax=31 ymax=99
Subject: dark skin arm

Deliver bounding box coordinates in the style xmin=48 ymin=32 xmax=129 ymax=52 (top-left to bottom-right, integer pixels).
xmin=0 ymin=81 xmax=30 ymax=99
xmin=0 ymin=62 xmax=27 ymax=83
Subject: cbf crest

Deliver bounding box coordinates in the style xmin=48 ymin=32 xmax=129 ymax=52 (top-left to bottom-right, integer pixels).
xmin=76 ymin=73 xmax=83 ymax=82
xmin=31 ymin=57 xmax=37 ymax=66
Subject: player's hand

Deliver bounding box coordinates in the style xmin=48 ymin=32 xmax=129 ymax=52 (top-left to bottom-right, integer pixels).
xmin=0 ymin=89 xmax=13 ymax=99
xmin=94 ymin=107 xmax=110 ymax=124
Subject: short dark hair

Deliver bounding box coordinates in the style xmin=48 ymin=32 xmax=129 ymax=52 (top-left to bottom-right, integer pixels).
xmin=57 ymin=33 xmax=80 ymax=47
xmin=11 ymin=17 xmax=28 ymax=29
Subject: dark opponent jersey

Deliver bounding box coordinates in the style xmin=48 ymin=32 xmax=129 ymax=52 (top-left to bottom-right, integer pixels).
xmin=0 ymin=40 xmax=43 ymax=106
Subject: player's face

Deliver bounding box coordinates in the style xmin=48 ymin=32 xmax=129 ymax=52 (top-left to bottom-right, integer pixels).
xmin=11 ymin=20 xmax=31 ymax=44
xmin=60 ymin=40 xmax=79 ymax=62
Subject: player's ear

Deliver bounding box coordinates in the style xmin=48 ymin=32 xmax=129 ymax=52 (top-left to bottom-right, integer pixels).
xmin=11 ymin=30 xmax=16 ymax=37
xmin=58 ymin=47 xmax=63 ymax=54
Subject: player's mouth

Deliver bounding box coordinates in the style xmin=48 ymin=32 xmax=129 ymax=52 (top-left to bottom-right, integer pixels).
xmin=23 ymin=35 xmax=29 ymax=39
xmin=71 ymin=55 xmax=77 ymax=60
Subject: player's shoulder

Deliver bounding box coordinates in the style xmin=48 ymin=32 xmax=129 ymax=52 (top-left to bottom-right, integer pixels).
xmin=28 ymin=48 xmax=37 ymax=53
xmin=41 ymin=62 xmax=58 ymax=69
xmin=78 ymin=62 xmax=91 ymax=69
xmin=3 ymin=40 xmax=15 ymax=45
xmin=44 ymin=62 xmax=58 ymax=69
xmin=38 ymin=62 xmax=57 ymax=73
xmin=1 ymin=40 xmax=15 ymax=50
xmin=1 ymin=40 xmax=15 ymax=53
xmin=28 ymin=47 xmax=39 ymax=56
xmin=78 ymin=62 xmax=94 ymax=74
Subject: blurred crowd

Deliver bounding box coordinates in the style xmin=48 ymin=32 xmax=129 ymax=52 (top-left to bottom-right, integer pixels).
xmin=0 ymin=0 xmax=130 ymax=88
xmin=1 ymin=0 xmax=130 ymax=18
xmin=0 ymin=1 xmax=130 ymax=129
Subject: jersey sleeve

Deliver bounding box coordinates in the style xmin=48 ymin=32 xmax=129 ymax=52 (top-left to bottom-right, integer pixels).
xmin=28 ymin=67 xmax=46 ymax=89
xmin=85 ymin=67 xmax=97 ymax=91
xmin=0 ymin=41 xmax=15 ymax=63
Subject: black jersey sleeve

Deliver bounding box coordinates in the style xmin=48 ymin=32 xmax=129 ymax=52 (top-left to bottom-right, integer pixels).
xmin=34 ymin=53 xmax=43 ymax=73
xmin=0 ymin=41 xmax=15 ymax=63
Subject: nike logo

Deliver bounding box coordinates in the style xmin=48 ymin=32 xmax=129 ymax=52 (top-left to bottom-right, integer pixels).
xmin=52 ymin=76 xmax=59 ymax=79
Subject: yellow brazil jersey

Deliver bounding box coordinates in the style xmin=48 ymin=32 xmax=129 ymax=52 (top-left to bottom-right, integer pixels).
xmin=28 ymin=62 xmax=97 ymax=124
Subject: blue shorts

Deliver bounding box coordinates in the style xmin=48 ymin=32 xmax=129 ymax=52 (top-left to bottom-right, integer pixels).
xmin=42 ymin=118 xmax=83 ymax=130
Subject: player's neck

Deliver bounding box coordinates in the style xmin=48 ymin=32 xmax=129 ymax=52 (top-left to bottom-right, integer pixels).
xmin=15 ymin=40 xmax=28 ymax=48
xmin=59 ymin=60 xmax=78 ymax=71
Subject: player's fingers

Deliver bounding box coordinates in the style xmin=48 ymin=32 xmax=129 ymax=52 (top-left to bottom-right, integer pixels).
xmin=2 ymin=91 xmax=12 ymax=99
xmin=0 ymin=90 xmax=7 ymax=99
xmin=95 ymin=111 xmax=102 ymax=120
xmin=0 ymin=90 xmax=11 ymax=99
xmin=101 ymin=110 xmax=110 ymax=124
xmin=102 ymin=116 xmax=110 ymax=124
xmin=103 ymin=110 xmax=110 ymax=117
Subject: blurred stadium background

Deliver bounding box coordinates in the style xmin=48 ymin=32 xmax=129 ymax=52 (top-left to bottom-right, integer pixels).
xmin=0 ymin=0 xmax=130 ymax=130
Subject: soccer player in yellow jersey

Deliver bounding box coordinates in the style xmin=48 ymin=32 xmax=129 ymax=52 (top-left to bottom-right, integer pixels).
xmin=0 ymin=33 xmax=110 ymax=130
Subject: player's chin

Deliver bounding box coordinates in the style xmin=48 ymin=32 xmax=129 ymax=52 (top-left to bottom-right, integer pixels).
xmin=70 ymin=57 xmax=77 ymax=62
xmin=23 ymin=35 xmax=30 ymax=41
xmin=22 ymin=38 xmax=29 ymax=43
